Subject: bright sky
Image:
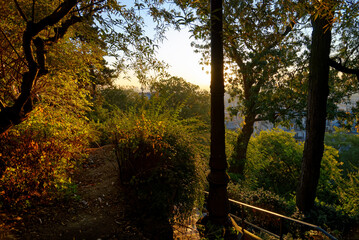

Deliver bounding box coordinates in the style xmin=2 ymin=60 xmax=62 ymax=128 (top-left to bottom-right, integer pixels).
xmin=156 ymin=29 xmax=211 ymax=90
xmin=114 ymin=28 xmax=210 ymax=90
xmin=112 ymin=1 xmax=210 ymax=90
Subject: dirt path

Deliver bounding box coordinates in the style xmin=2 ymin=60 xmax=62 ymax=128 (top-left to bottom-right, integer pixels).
xmin=2 ymin=145 xmax=149 ymax=240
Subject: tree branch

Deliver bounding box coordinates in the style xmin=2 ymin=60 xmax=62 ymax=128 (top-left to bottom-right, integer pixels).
xmin=71 ymin=0 xmax=106 ymax=14
xmin=33 ymin=37 xmax=48 ymax=75
xmin=0 ymin=27 xmax=27 ymax=67
xmin=44 ymin=15 xmax=82 ymax=44
xmin=0 ymin=0 xmax=82 ymax=134
xmin=29 ymin=0 xmax=79 ymax=38
xmin=0 ymin=99 xmax=5 ymax=110
xmin=32 ymin=0 xmax=35 ymax=21
xmin=13 ymin=0 xmax=28 ymax=22
xmin=329 ymin=58 xmax=359 ymax=80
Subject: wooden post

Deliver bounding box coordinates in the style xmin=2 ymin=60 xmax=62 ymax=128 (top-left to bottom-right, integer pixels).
xmin=207 ymin=0 xmax=229 ymax=225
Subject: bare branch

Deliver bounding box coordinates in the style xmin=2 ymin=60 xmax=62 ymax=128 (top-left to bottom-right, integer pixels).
xmin=0 ymin=27 xmax=27 ymax=67
xmin=344 ymin=42 xmax=359 ymax=66
xmin=329 ymin=58 xmax=359 ymax=80
xmin=13 ymin=0 xmax=28 ymax=22
xmin=32 ymin=0 xmax=35 ymax=21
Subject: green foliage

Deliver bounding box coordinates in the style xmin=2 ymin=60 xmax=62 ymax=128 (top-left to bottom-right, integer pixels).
xmin=228 ymin=182 xmax=295 ymax=233
xmin=233 ymin=128 xmax=359 ymax=226
xmin=101 ymin=87 xmax=144 ymax=112
xmin=112 ymin=109 xmax=206 ymax=221
xmin=0 ymin=104 xmax=95 ymax=209
xmin=292 ymin=202 xmax=356 ymax=238
xmin=325 ymin=128 xmax=359 ymax=176
xmin=228 ymin=182 xmax=295 ymax=215
xmin=322 ymin=129 xmax=359 ymax=217
xmin=150 ymin=76 xmax=211 ymax=123
xmin=337 ymin=171 xmax=359 ymax=217
xmin=238 ymin=128 xmax=342 ymax=205
xmin=88 ymin=86 xmax=144 ymax=124
xmin=197 ymin=219 xmax=240 ymax=240
xmin=245 ymin=129 xmax=303 ymax=199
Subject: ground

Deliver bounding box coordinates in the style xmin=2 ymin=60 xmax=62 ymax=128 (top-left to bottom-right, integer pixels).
xmin=1 ymin=145 xmax=149 ymax=240
xmin=0 ymin=145 xmax=200 ymax=240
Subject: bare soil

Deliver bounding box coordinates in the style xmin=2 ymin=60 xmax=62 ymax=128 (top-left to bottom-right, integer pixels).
xmin=1 ymin=145 xmax=149 ymax=240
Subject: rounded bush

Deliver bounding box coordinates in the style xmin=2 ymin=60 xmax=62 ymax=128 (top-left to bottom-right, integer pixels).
xmin=113 ymin=112 xmax=205 ymax=222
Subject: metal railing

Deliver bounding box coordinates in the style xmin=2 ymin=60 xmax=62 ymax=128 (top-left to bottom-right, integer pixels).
xmin=204 ymin=192 xmax=337 ymax=239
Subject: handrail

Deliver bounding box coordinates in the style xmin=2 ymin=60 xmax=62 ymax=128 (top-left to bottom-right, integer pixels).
xmin=203 ymin=191 xmax=337 ymax=240
xmin=229 ymin=213 xmax=280 ymax=239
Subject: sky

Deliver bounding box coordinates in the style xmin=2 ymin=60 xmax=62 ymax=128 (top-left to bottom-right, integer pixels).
xmin=115 ymin=28 xmax=211 ymax=90
xmin=156 ymin=29 xmax=211 ymax=89
xmin=112 ymin=1 xmax=211 ymax=90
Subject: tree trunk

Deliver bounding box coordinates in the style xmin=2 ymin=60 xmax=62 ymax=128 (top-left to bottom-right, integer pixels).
xmin=296 ymin=16 xmax=331 ymax=212
xmin=0 ymin=73 xmax=37 ymax=134
xmin=0 ymin=0 xmax=80 ymax=134
xmin=230 ymin=114 xmax=255 ymax=175
xmin=207 ymin=0 xmax=229 ymax=225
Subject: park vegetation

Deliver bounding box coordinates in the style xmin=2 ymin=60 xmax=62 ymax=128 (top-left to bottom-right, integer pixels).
xmin=1 ymin=0 xmax=359 ymax=239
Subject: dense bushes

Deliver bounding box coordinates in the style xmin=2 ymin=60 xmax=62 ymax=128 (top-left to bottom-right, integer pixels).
xmin=228 ymin=183 xmax=295 ymax=232
xmin=226 ymin=128 xmax=359 ymax=237
xmin=226 ymin=129 xmax=345 ymax=206
xmin=325 ymin=128 xmax=359 ymax=176
xmin=237 ymin=128 xmax=342 ymax=205
xmin=245 ymin=129 xmax=303 ymax=199
xmin=112 ymin=110 xmax=206 ymax=223
xmin=0 ymin=105 xmax=95 ymax=209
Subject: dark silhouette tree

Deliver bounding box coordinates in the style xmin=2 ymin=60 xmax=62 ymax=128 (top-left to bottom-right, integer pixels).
xmin=174 ymin=0 xmax=308 ymax=176
xmin=297 ymin=0 xmax=359 ymax=212
xmin=296 ymin=14 xmax=332 ymax=212
xmin=207 ymin=0 xmax=230 ymax=225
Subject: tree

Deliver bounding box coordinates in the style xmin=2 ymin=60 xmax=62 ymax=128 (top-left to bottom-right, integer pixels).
xmin=0 ymin=0 xmax=93 ymax=133
xmin=150 ymin=76 xmax=210 ymax=123
xmin=296 ymin=7 xmax=333 ymax=213
xmin=325 ymin=128 xmax=359 ymax=177
xmin=297 ymin=0 xmax=359 ymax=212
xmin=178 ymin=0 xmax=308 ymax=175
xmin=206 ymin=0 xmax=229 ymax=226
xmin=0 ymin=0 xmax=173 ymax=134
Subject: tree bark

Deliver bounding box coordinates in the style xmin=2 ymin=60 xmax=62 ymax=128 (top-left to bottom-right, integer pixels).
xmin=296 ymin=16 xmax=331 ymax=212
xmin=230 ymin=114 xmax=255 ymax=175
xmin=207 ymin=0 xmax=229 ymax=225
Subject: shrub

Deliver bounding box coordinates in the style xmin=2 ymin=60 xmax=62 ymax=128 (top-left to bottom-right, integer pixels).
xmin=325 ymin=128 xmax=359 ymax=176
xmin=228 ymin=182 xmax=295 ymax=234
xmin=244 ymin=128 xmax=342 ymax=204
xmin=245 ymin=129 xmax=302 ymax=199
xmin=337 ymin=171 xmax=359 ymax=217
xmin=291 ymin=202 xmax=356 ymax=239
xmin=0 ymin=105 xmax=94 ymax=209
xmin=112 ymin=110 xmax=206 ymax=223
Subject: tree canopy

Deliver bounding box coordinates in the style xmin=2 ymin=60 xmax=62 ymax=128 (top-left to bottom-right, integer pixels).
xmin=0 ymin=0 xmax=174 ymax=133
xmin=150 ymin=76 xmax=210 ymax=123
